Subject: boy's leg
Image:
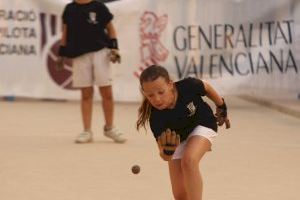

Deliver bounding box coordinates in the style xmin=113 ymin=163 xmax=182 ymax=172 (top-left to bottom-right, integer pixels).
xmin=81 ymin=87 xmax=94 ymax=131
xmin=99 ymin=85 xmax=126 ymax=143
xmin=72 ymin=52 xmax=94 ymax=131
xmin=72 ymin=53 xmax=94 ymax=143
xmin=74 ymin=87 xmax=94 ymax=143
xmin=168 ymin=159 xmax=188 ymax=200
xmin=93 ymin=49 xmax=126 ymax=143
xmin=93 ymin=48 xmax=114 ymax=129
xmin=99 ymin=86 xmax=113 ymax=129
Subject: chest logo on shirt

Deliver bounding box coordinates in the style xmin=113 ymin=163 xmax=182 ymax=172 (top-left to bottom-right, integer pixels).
xmin=186 ymin=102 xmax=196 ymax=117
xmin=88 ymin=12 xmax=98 ymax=24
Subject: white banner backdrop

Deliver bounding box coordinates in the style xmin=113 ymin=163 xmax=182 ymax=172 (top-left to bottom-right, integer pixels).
xmin=0 ymin=0 xmax=299 ymax=101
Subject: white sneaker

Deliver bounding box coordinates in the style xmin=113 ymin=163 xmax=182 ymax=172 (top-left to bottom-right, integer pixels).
xmin=75 ymin=131 xmax=93 ymax=143
xmin=104 ymin=127 xmax=127 ymax=143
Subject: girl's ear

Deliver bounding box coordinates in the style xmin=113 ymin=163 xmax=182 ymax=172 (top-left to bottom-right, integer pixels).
xmin=168 ymin=79 xmax=174 ymax=87
xmin=140 ymin=87 xmax=145 ymax=95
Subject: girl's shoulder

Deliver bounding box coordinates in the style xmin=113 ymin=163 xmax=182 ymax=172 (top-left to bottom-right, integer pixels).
xmin=176 ymin=77 xmax=206 ymax=96
xmin=176 ymin=77 xmax=202 ymax=87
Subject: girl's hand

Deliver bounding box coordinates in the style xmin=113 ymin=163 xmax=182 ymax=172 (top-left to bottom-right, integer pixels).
xmin=157 ymin=129 xmax=180 ymax=161
xmin=215 ymin=98 xmax=230 ymax=129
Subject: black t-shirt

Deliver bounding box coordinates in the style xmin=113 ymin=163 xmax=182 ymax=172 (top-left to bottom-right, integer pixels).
xmin=62 ymin=1 xmax=113 ymax=58
xmin=149 ymin=77 xmax=217 ymax=142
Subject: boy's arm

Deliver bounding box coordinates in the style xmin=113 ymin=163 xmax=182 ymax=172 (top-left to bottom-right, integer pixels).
xmin=106 ymin=21 xmax=121 ymax=63
xmin=60 ymin=24 xmax=67 ymax=46
xmin=106 ymin=21 xmax=117 ymax=39
xmin=56 ymin=24 xmax=67 ymax=71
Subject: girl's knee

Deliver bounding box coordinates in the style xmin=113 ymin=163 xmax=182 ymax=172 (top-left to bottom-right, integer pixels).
xmin=181 ymin=154 xmax=199 ymax=171
xmin=173 ymin=191 xmax=188 ymax=200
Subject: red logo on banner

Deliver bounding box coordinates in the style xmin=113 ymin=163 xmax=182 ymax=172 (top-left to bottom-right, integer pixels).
xmin=134 ymin=11 xmax=169 ymax=78
xmin=40 ymin=13 xmax=75 ymax=90
xmin=47 ymin=41 xmax=74 ymax=89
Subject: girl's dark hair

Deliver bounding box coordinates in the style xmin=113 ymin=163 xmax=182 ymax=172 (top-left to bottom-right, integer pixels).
xmin=136 ymin=65 xmax=170 ymax=130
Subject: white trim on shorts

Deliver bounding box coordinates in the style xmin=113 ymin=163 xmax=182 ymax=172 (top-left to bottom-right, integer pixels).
xmin=72 ymin=48 xmax=112 ymax=88
xmin=172 ymin=125 xmax=218 ymax=160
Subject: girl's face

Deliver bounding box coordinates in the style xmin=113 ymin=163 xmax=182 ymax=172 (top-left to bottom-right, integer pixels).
xmin=142 ymin=77 xmax=175 ymax=110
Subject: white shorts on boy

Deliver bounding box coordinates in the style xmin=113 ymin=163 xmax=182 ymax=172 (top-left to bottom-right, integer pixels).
xmin=72 ymin=48 xmax=112 ymax=88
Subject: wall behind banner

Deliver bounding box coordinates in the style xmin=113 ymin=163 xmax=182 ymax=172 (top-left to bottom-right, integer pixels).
xmin=0 ymin=0 xmax=299 ymax=101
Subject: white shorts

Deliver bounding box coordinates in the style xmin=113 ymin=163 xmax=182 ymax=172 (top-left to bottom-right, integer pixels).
xmin=72 ymin=48 xmax=112 ymax=88
xmin=172 ymin=125 xmax=218 ymax=160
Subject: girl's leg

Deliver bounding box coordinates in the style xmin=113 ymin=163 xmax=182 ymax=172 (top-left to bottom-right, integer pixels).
xmin=181 ymin=136 xmax=211 ymax=200
xmin=168 ymin=159 xmax=188 ymax=200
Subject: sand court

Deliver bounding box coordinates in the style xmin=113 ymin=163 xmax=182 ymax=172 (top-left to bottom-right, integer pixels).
xmin=0 ymin=96 xmax=299 ymax=200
